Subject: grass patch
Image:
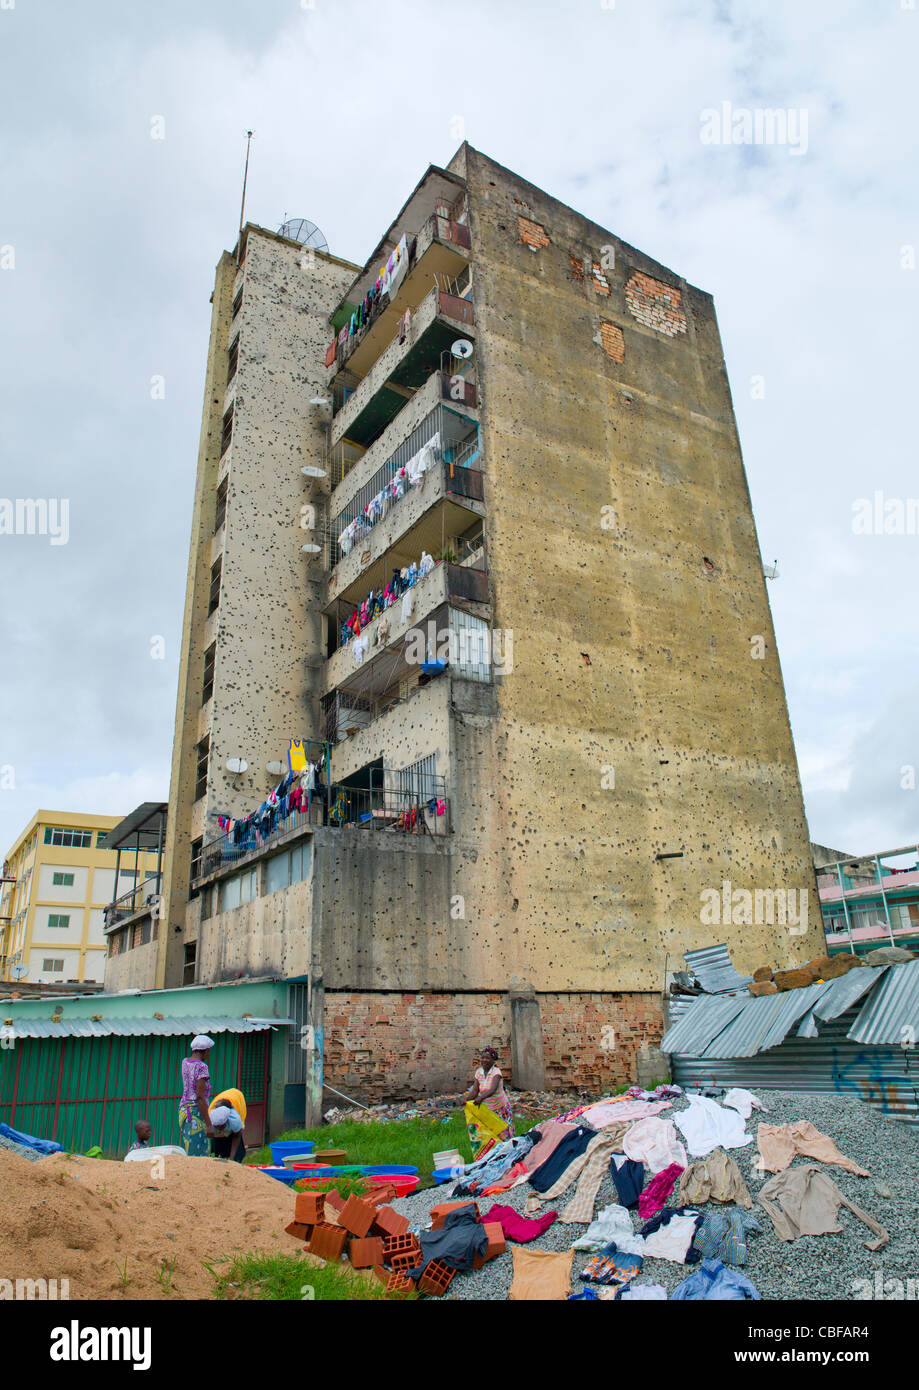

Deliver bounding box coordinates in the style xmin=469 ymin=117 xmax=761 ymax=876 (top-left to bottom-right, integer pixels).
xmin=211 ymin=1252 xmax=415 ymax=1301
xmin=249 ymin=1109 xmax=543 ymax=1173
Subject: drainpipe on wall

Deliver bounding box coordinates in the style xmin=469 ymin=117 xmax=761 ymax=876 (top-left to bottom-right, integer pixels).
xmin=305 ymin=972 xmax=324 ymax=1127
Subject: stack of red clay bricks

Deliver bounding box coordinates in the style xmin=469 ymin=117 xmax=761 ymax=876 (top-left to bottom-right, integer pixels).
xmin=285 ymin=1191 xmax=505 ymax=1297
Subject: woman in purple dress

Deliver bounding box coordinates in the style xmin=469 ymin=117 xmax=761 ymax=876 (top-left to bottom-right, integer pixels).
xmin=179 ymin=1035 xmax=216 ymax=1155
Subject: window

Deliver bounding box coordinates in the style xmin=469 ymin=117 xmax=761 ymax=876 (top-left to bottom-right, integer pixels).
xmin=52 ymin=872 xmax=75 ymax=887
xmin=218 ymin=866 xmax=257 ymax=913
xmin=43 ymin=827 xmax=93 ymax=848
xmin=214 ymin=476 xmax=228 ymax=533
xmin=208 ymin=556 xmax=222 ymax=614
xmin=48 ymin=914 xmax=70 ymax=930
xmin=194 ymin=737 xmax=209 ymax=802
xmin=42 ymin=958 xmax=64 ymax=972
xmin=232 ymin=286 xmax=243 ymax=320
xmin=227 ymin=336 xmax=239 ymax=385
xmin=220 ymin=407 xmax=234 ymax=458
xmin=265 ymin=839 xmax=312 ymax=895
xmin=202 ymin=642 xmax=216 ymax=705
xmin=190 ymin=837 xmax=203 ymax=884
xmin=96 ymin=831 xmax=109 ymax=848
xmin=183 ymin=942 xmax=196 ymax=987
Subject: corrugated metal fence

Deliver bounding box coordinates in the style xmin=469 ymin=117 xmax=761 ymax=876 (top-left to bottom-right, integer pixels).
xmin=0 ymin=1031 xmax=270 ymax=1156
xmin=671 ymin=1006 xmax=919 ymax=1128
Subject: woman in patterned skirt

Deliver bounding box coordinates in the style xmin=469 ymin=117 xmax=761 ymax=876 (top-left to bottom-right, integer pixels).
xmin=178 ymin=1035 xmax=216 ymax=1156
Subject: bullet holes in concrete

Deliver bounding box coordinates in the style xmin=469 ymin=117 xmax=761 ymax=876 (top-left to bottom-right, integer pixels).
xmin=700 ymin=556 xmax=720 ymax=579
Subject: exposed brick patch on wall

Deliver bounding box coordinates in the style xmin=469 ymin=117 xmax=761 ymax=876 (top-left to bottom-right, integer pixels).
xmin=625 ymin=271 xmax=688 ymax=337
xmin=600 ymin=321 xmax=626 ymax=363
xmin=569 ymin=252 xmax=585 ymax=282
xmin=540 ymin=992 xmax=664 ymax=1092
xmin=518 ymin=216 xmax=551 ymax=250
xmin=324 ymin=990 xmax=509 ymax=1103
xmin=323 ymin=989 xmax=663 ymax=1102
xmin=591 ymin=264 xmax=611 ymax=295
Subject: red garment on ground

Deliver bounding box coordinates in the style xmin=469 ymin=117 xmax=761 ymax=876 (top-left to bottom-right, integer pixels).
xmin=480 ymin=1161 xmax=529 ymax=1196
xmin=637 ymin=1162 xmax=685 ymax=1219
xmin=481 ymin=1203 xmax=558 ymax=1242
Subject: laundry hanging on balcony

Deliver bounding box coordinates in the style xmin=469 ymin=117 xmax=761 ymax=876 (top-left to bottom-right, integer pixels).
xmin=326 ymin=235 xmax=413 ymax=363
xmin=339 ymin=551 xmax=437 ymax=650
xmin=337 ymin=433 xmax=441 ymax=555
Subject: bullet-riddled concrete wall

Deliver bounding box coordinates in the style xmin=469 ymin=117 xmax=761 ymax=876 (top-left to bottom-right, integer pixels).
xmin=200 ymin=233 xmax=356 ymax=836
xmin=191 ymin=876 xmax=314 ymax=982
xmin=451 ymin=146 xmax=820 ymax=988
xmin=158 ymin=229 xmax=357 ymax=989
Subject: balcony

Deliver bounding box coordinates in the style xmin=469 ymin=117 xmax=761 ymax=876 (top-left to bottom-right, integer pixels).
xmin=327 ymin=407 xmax=483 ymax=596
xmin=323 ymin=574 xmax=491 ymax=726
xmin=103 ymin=875 xmax=162 ymax=934
xmin=330 ymin=287 xmax=476 ymax=450
xmin=195 ymin=769 xmax=451 ymax=879
xmin=329 ymin=206 xmax=471 ymax=380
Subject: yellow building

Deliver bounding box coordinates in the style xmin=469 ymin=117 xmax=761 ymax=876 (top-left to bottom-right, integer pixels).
xmin=0 ymin=810 xmax=161 ymax=985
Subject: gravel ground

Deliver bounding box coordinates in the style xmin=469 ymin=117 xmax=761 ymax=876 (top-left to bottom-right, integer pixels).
xmin=389 ymin=1090 xmax=919 ymax=1301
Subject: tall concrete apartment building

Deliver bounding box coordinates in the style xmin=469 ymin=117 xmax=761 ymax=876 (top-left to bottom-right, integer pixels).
xmin=127 ymin=145 xmax=820 ymax=1104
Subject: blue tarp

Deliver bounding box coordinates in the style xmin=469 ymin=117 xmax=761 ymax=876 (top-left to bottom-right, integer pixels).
xmin=0 ymin=1122 xmax=63 ymax=1156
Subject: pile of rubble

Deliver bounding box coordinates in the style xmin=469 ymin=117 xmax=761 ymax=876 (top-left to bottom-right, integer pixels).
xmin=285 ymin=1187 xmax=504 ymax=1296
xmin=748 ymin=944 xmax=915 ymax=996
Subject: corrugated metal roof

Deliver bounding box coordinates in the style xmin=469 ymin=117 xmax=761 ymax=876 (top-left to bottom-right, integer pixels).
xmin=700 ymin=982 xmax=831 ymax=1058
xmin=659 ymin=994 xmax=749 ymax=1055
xmin=5 ymin=1016 xmax=295 ymax=1040
xmin=796 ymin=965 xmax=887 ymax=1038
xmin=847 ymin=960 xmax=919 ymax=1045
xmin=683 ymin=944 xmax=753 ymax=994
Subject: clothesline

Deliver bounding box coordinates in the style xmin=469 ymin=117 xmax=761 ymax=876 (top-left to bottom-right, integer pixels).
xmin=340 ymin=551 xmax=436 ymax=665
xmin=338 ymin=432 xmax=441 ymax=556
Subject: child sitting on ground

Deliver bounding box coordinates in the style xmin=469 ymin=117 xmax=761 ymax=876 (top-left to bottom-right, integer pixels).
xmin=127 ymin=1119 xmax=151 ymax=1153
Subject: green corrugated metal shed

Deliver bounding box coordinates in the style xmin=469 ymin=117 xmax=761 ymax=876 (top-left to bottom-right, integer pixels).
xmin=0 ymin=978 xmax=296 ymax=1157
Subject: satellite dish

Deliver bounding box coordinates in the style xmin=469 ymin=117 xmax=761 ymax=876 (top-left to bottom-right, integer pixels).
xmin=301 ymin=465 xmax=326 ymax=479
xmin=10 ymin=964 xmax=27 ymax=980
xmin=278 ymin=218 xmax=329 ymax=253
xmin=309 ymin=395 xmax=330 ymax=407
xmin=226 ymin=757 xmax=248 ymax=774
xmin=451 ymin=338 xmax=474 ymax=359
xmin=266 ymin=761 xmax=284 ymax=775
xmin=301 ymin=543 xmax=321 ymax=554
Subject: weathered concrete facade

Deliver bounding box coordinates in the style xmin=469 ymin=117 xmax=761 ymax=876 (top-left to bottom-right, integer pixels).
xmin=121 ymin=148 xmax=818 ymax=1100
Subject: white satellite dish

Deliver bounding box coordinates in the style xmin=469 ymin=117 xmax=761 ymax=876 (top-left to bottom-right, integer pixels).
xmin=10 ymin=963 xmax=27 ymax=980
xmin=226 ymin=757 xmax=248 ymax=774
xmin=301 ymin=465 xmax=326 ymax=478
xmin=309 ymin=395 xmax=330 ymax=407
xmin=266 ymin=761 xmax=284 ymax=775
xmin=301 ymin=543 xmax=321 ymax=554
xmin=451 ymin=338 xmax=474 ymax=359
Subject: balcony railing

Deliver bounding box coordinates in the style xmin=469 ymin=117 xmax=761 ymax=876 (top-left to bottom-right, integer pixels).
xmin=328 ymin=406 xmax=480 ymax=570
xmin=329 ymin=208 xmax=471 ymax=373
xmin=330 ymin=286 xmax=476 ymax=428
xmin=197 ymin=771 xmax=450 ymax=875
xmin=103 ymin=875 xmax=162 ymax=930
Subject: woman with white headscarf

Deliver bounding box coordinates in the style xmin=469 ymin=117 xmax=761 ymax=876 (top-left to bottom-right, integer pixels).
xmin=209 ymin=1088 xmax=247 ymax=1163
xmin=179 ymin=1034 xmax=215 ymax=1156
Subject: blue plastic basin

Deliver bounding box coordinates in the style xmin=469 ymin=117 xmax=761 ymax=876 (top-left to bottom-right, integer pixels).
xmin=270 ymin=1140 xmax=315 ymax=1165
xmin=255 ymin=1166 xmax=301 ymax=1185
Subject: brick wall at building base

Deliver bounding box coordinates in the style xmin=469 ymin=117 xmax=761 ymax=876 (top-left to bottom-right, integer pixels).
xmin=323 ymin=989 xmax=664 ymax=1104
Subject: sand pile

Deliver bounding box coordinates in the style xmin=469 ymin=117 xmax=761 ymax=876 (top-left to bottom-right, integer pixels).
xmin=0 ymin=1148 xmax=304 ymax=1300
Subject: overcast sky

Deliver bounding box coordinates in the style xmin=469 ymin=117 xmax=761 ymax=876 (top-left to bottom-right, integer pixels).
xmin=1 ymin=0 xmax=916 ymax=860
